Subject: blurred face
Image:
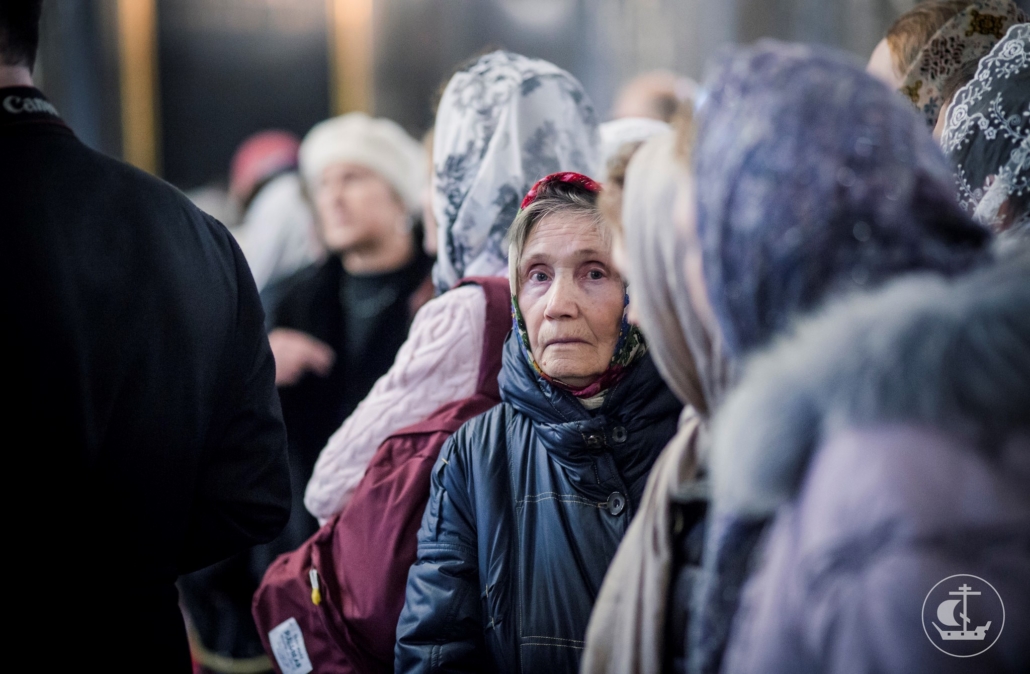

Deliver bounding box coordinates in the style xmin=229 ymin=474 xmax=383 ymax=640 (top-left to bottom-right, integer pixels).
xmin=867 ymin=38 xmax=903 ymax=90
xmin=517 ymin=212 xmax=625 ymax=388
xmin=675 ymin=172 xmax=719 ymax=338
xmin=422 ymin=185 xmax=438 ymax=256
xmin=314 ymin=162 xmax=407 ymax=254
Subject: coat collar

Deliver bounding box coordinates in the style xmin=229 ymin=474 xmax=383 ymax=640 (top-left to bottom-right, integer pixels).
xmin=0 ymin=87 xmax=72 ymax=134
xmin=498 ymin=331 xmax=679 ymax=461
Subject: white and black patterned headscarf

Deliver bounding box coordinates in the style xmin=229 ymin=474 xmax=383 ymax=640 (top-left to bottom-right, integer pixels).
xmin=431 ymin=51 xmax=600 ymax=293
xmin=941 ymin=22 xmax=1029 ymax=234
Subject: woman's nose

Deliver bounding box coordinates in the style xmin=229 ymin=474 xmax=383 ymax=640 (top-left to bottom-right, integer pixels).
xmin=543 ymin=274 xmax=580 ymax=319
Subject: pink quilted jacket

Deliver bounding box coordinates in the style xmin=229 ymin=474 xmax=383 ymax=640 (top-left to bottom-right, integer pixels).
xmin=303 ymin=284 xmax=488 ymax=522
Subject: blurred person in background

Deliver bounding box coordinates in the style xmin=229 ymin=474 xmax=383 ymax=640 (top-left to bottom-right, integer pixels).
xmin=715 ymin=253 xmax=1030 ymax=674
xmin=941 ymin=23 xmax=1030 ymax=239
xmin=598 ymin=116 xmax=671 ymax=181
xmin=420 ymin=128 xmax=438 ymax=257
xmin=612 ymin=69 xmax=695 ymax=123
xmin=866 ymin=0 xmax=1026 ymax=130
xmin=270 ymin=111 xmax=432 ymax=545
xmin=583 ymin=128 xmax=729 ymax=674
xmin=395 ymin=173 xmax=681 ymax=674
xmin=677 ymin=42 xmax=989 ymax=674
xmin=897 ymin=0 xmax=1026 ymax=128
xmin=866 ymin=0 xmax=973 ymax=89
xmin=304 ymin=51 xmax=600 ymax=524
xmin=227 ymin=131 xmax=324 ymax=311
xmin=0 ymin=2 xmax=291 ymax=670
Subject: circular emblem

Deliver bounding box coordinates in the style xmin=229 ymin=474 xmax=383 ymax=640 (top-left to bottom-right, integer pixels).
xmin=922 ymin=574 xmax=1005 ymax=657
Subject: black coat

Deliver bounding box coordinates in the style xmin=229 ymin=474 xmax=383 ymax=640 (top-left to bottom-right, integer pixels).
xmin=0 ymin=88 xmax=291 ymax=671
xmin=268 ymin=252 xmax=432 ymax=548
xmin=396 ymin=332 xmax=681 ymax=674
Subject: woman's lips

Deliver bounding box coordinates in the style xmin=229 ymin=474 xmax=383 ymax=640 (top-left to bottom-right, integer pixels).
xmin=545 ymin=338 xmax=590 ymax=347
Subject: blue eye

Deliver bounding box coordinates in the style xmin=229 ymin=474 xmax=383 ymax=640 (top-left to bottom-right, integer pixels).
xmin=530 ymin=271 xmax=549 ymax=283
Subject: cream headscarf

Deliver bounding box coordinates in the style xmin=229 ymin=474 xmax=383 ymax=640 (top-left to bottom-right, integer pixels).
xmin=581 ymin=132 xmax=730 ymax=674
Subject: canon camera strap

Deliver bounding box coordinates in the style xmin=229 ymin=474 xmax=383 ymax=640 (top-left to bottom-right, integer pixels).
xmin=0 ymin=87 xmax=71 ymax=133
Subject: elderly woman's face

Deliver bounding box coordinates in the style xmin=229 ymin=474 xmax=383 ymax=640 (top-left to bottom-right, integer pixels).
xmin=517 ymin=212 xmax=625 ymax=388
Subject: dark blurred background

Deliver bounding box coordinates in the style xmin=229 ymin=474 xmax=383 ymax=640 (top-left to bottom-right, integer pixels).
xmin=32 ymin=0 xmax=1030 ymax=192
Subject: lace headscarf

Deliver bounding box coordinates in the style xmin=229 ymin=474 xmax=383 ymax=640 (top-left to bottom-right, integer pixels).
xmin=694 ymin=41 xmax=989 ymax=356
xmin=432 ymin=51 xmax=600 ymax=293
xmin=899 ymin=0 xmax=1027 ymax=128
xmin=941 ymin=22 xmax=1029 ymax=233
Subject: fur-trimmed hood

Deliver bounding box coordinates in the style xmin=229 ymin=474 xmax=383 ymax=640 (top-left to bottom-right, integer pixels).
xmin=711 ymin=253 xmax=1030 ymax=516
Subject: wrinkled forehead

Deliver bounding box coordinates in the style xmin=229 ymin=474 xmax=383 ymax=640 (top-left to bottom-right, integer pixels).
xmin=521 ymin=212 xmax=611 ymax=266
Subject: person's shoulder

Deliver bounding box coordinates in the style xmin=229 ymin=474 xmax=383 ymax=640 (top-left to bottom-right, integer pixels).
xmin=444 ymin=403 xmax=514 ymax=468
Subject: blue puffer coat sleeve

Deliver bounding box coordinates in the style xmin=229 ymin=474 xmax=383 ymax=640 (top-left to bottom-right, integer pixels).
xmin=396 ymin=429 xmax=488 ymax=672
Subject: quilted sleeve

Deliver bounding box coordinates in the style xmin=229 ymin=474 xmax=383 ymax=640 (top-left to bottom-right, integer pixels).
xmin=395 ymin=430 xmax=487 ymax=673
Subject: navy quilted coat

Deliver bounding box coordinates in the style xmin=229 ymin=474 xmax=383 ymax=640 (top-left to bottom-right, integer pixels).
xmin=395 ymin=331 xmax=681 ymax=673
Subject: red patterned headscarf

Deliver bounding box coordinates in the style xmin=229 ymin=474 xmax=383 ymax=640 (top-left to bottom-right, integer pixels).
xmin=519 ymin=171 xmax=602 ymax=209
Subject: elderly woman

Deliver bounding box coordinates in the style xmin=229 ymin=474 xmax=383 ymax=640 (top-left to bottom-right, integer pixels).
xmin=395 ymin=173 xmax=681 ymax=674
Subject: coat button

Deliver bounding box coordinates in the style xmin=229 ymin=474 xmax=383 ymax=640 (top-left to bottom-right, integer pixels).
xmin=612 ymin=426 xmax=627 ymax=443
xmin=585 ymin=433 xmax=603 ymax=449
xmin=607 ymin=492 xmax=626 ymax=516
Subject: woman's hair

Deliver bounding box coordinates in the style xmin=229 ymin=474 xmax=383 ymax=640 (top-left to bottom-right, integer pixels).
xmin=507 ymin=180 xmax=605 ymax=294
xmin=886 ymin=0 xmax=972 ymax=77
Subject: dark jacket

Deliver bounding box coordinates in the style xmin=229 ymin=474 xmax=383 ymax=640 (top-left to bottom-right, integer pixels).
xmin=0 ymin=87 xmax=291 ymax=670
xmin=395 ymin=332 xmax=681 ymax=674
xmin=709 ymin=260 xmax=1030 ymax=673
xmin=253 ymin=277 xmax=512 ymax=674
xmin=272 ymin=252 xmax=434 ymax=473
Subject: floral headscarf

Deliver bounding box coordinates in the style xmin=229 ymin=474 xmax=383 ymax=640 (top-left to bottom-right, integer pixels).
xmin=693 ymin=41 xmax=988 ymax=356
xmin=941 ymin=22 xmax=1029 ymax=232
xmin=510 ymin=172 xmax=646 ymax=399
xmin=432 ymin=51 xmax=601 ymax=294
xmin=899 ymin=0 xmax=1027 ymax=128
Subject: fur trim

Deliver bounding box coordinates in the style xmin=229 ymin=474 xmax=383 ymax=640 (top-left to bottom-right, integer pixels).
xmin=711 ymin=254 xmax=1030 ymax=516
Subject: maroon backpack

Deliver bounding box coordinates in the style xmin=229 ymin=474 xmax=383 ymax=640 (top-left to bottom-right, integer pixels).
xmin=252 ymin=277 xmax=511 ymax=674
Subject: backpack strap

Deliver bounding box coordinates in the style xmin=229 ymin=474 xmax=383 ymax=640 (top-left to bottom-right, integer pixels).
xmin=456 ymin=276 xmax=512 ymax=398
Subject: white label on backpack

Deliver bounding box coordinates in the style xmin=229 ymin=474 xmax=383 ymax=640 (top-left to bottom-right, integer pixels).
xmin=268 ymin=617 xmax=313 ymax=674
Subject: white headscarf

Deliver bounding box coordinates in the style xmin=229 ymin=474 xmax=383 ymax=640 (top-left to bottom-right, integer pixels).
xmin=599 ymin=117 xmax=671 ymax=176
xmin=431 ymin=51 xmax=601 ymax=293
xmin=624 ymin=132 xmax=731 ymax=414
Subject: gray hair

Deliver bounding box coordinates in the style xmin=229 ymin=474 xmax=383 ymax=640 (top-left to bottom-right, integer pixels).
xmin=507 ymin=186 xmax=607 ymax=295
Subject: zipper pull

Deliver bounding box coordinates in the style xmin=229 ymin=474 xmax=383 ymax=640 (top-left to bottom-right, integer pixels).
xmin=309 ymin=568 xmax=321 ymax=606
